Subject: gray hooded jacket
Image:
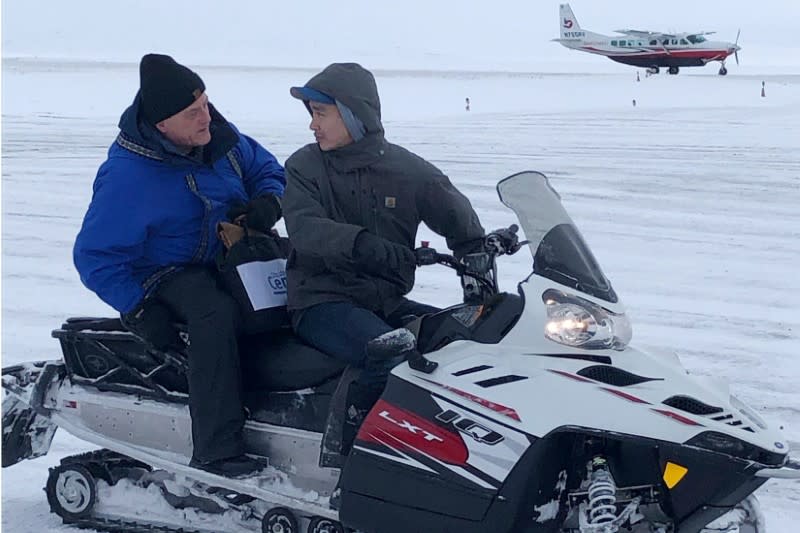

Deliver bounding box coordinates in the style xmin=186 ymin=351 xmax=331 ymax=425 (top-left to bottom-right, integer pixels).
xmin=283 ymin=63 xmax=484 ymax=316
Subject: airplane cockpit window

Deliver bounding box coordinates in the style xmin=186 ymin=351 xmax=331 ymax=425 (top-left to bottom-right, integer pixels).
xmin=671 ymin=39 xmax=678 ymax=45
xmin=687 ymin=34 xmax=707 ymax=44
xmin=680 ymin=38 xmax=689 ymax=45
xmin=662 ymin=39 xmax=670 ymax=46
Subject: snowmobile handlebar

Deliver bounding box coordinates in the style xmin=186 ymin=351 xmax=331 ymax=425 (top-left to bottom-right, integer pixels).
xmin=415 ymin=224 xmax=526 ymax=303
xmin=415 ymin=224 xmax=525 ymax=273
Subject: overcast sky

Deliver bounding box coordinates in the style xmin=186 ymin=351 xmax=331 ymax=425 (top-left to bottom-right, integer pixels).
xmin=3 ymin=0 xmax=799 ymax=70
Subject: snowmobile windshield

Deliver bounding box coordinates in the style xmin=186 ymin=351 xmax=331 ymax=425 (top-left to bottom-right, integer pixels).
xmin=496 ymin=172 xmax=618 ymax=303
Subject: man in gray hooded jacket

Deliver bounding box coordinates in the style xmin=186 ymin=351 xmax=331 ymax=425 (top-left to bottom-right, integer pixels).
xmin=284 ymin=63 xmax=486 ymax=455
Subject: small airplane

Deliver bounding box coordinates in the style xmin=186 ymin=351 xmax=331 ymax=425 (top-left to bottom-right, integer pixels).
xmin=553 ymin=3 xmax=741 ymax=75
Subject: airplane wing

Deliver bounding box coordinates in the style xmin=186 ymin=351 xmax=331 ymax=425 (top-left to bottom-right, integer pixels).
xmin=616 ymin=29 xmax=678 ymax=38
xmin=615 ymin=29 xmax=657 ymax=37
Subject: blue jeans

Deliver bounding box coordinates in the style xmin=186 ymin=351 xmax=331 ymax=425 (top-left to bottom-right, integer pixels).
xmin=294 ymin=300 xmax=438 ymax=389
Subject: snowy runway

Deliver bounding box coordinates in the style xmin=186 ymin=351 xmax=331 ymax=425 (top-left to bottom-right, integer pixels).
xmin=3 ymin=61 xmax=799 ymax=531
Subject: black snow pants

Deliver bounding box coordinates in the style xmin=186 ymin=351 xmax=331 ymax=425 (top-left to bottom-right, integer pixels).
xmin=156 ymin=266 xmax=245 ymax=463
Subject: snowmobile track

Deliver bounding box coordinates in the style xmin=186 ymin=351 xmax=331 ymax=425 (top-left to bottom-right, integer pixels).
xmin=48 ymin=410 xmax=339 ymax=521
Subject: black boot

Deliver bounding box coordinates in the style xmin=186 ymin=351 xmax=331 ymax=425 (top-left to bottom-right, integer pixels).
xmin=365 ymin=328 xmax=416 ymax=363
xmin=341 ymin=382 xmax=382 ymax=457
xmin=366 ymin=327 xmax=438 ymax=375
xmin=189 ymin=454 xmax=267 ymax=478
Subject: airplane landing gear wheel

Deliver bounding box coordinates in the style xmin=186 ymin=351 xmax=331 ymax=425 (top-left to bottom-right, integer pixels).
xmin=647 ymin=66 xmax=660 ymax=75
xmin=668 ymin=66 xmax=680 ymax=75
xmin=719 ymin=66 xmax=728 ymax=75
xmin=308 ymin=517 xmax=345 ymax=533
xmin=46 ymin=463 xmax=97 ymax=521
xmin=262 ymin=507 xmax=299 ymax=533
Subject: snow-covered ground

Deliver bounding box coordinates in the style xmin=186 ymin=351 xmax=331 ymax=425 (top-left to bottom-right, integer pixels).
xmin=2 ymin=59 xmax=799 ymax=531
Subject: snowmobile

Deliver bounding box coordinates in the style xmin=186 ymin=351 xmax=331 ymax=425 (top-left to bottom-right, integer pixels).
xmin=3 ymin=171 xmax=799 ymax=533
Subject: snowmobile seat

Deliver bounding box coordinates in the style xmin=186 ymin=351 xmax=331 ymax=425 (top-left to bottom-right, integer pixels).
xmin=61 ymin=316 xmax=126 ymax=331
xmin=54 ymin=317 xmax=188 ymax=400
xmin=53 ymin=317 xmax=348 ymax=403
xmin=239 ymin=329 xmax=348 ymax=392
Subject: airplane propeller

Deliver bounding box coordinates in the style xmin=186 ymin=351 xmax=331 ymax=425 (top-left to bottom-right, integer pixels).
xmin=734 ymin=28 xmax=741 ymax=65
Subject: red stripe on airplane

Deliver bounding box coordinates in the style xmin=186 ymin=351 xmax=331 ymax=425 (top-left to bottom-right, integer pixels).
xmin=582 ymin=47 xmax=731 ymax=60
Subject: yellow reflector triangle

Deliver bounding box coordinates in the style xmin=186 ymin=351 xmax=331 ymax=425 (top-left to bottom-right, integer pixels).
xmin=663 ymin=462 xmax=688 ymax=489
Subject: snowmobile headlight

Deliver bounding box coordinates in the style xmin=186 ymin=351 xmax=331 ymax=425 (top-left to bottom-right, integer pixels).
xmin=542 ymin=290 xmax=631 ymax=351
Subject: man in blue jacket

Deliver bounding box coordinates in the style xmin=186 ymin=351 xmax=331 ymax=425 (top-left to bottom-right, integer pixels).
xmin=74 ymin=54 xmax=286 ymax=477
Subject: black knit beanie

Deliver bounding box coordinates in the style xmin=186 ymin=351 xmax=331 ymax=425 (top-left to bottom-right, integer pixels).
xmin=139 ymin=54 xmax=206 ymax=124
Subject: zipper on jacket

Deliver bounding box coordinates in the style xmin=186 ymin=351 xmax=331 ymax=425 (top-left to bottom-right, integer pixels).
xmin=356 ymin=170 xmax=366 ymax=229
xmin=185 ymin=173 xmax=212 ymax=263
xmin=371 ymin=186 xmax=379 ymax=237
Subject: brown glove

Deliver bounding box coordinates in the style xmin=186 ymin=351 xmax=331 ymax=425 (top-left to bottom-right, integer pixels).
xmin=217 ymin=221 xmax=275 ymax=250
xmin=217 ymin=222 xmax=246 ymax=250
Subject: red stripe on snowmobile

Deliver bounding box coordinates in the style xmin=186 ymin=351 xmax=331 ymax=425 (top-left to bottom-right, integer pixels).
xmin=358 ymin=399 xmax=469 ymax=466
xmin=651 ymin=408 xmax=704 ymax=426
xmin=602 ymin=387 xmax=651 ymax=404
xmin=419 ymin=378 xmax=521 ymax=422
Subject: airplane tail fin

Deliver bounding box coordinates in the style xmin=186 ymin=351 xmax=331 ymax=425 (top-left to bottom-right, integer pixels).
xmin=559 ymin=3 xmax=581 ymax=38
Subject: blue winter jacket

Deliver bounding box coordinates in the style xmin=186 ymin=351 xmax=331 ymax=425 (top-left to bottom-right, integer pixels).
xmin=74 ymin=93 xmax=286 ymax=314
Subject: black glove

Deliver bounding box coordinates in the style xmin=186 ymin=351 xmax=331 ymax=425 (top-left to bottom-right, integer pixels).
xmin=354 ymin=232 xmax=415 ymax=273
xmin=226 ymin=201 xmax=248 ymax=222
xmin=121 ymin=299 xmax=180 ymax=350
xmin=485 ymin=225 xmax=521 ymax=255
xmin=246 ymin=195 xmax=282 ymax=232
xmin=226 ymin=195 xmax=282 ymax=232
xmin=414 ymin=246 xmax=438 ymax=266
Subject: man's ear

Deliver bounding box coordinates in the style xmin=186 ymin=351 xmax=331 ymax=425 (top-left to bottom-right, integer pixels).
xmin=155 ymin=120 xmax=168 ymax=133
